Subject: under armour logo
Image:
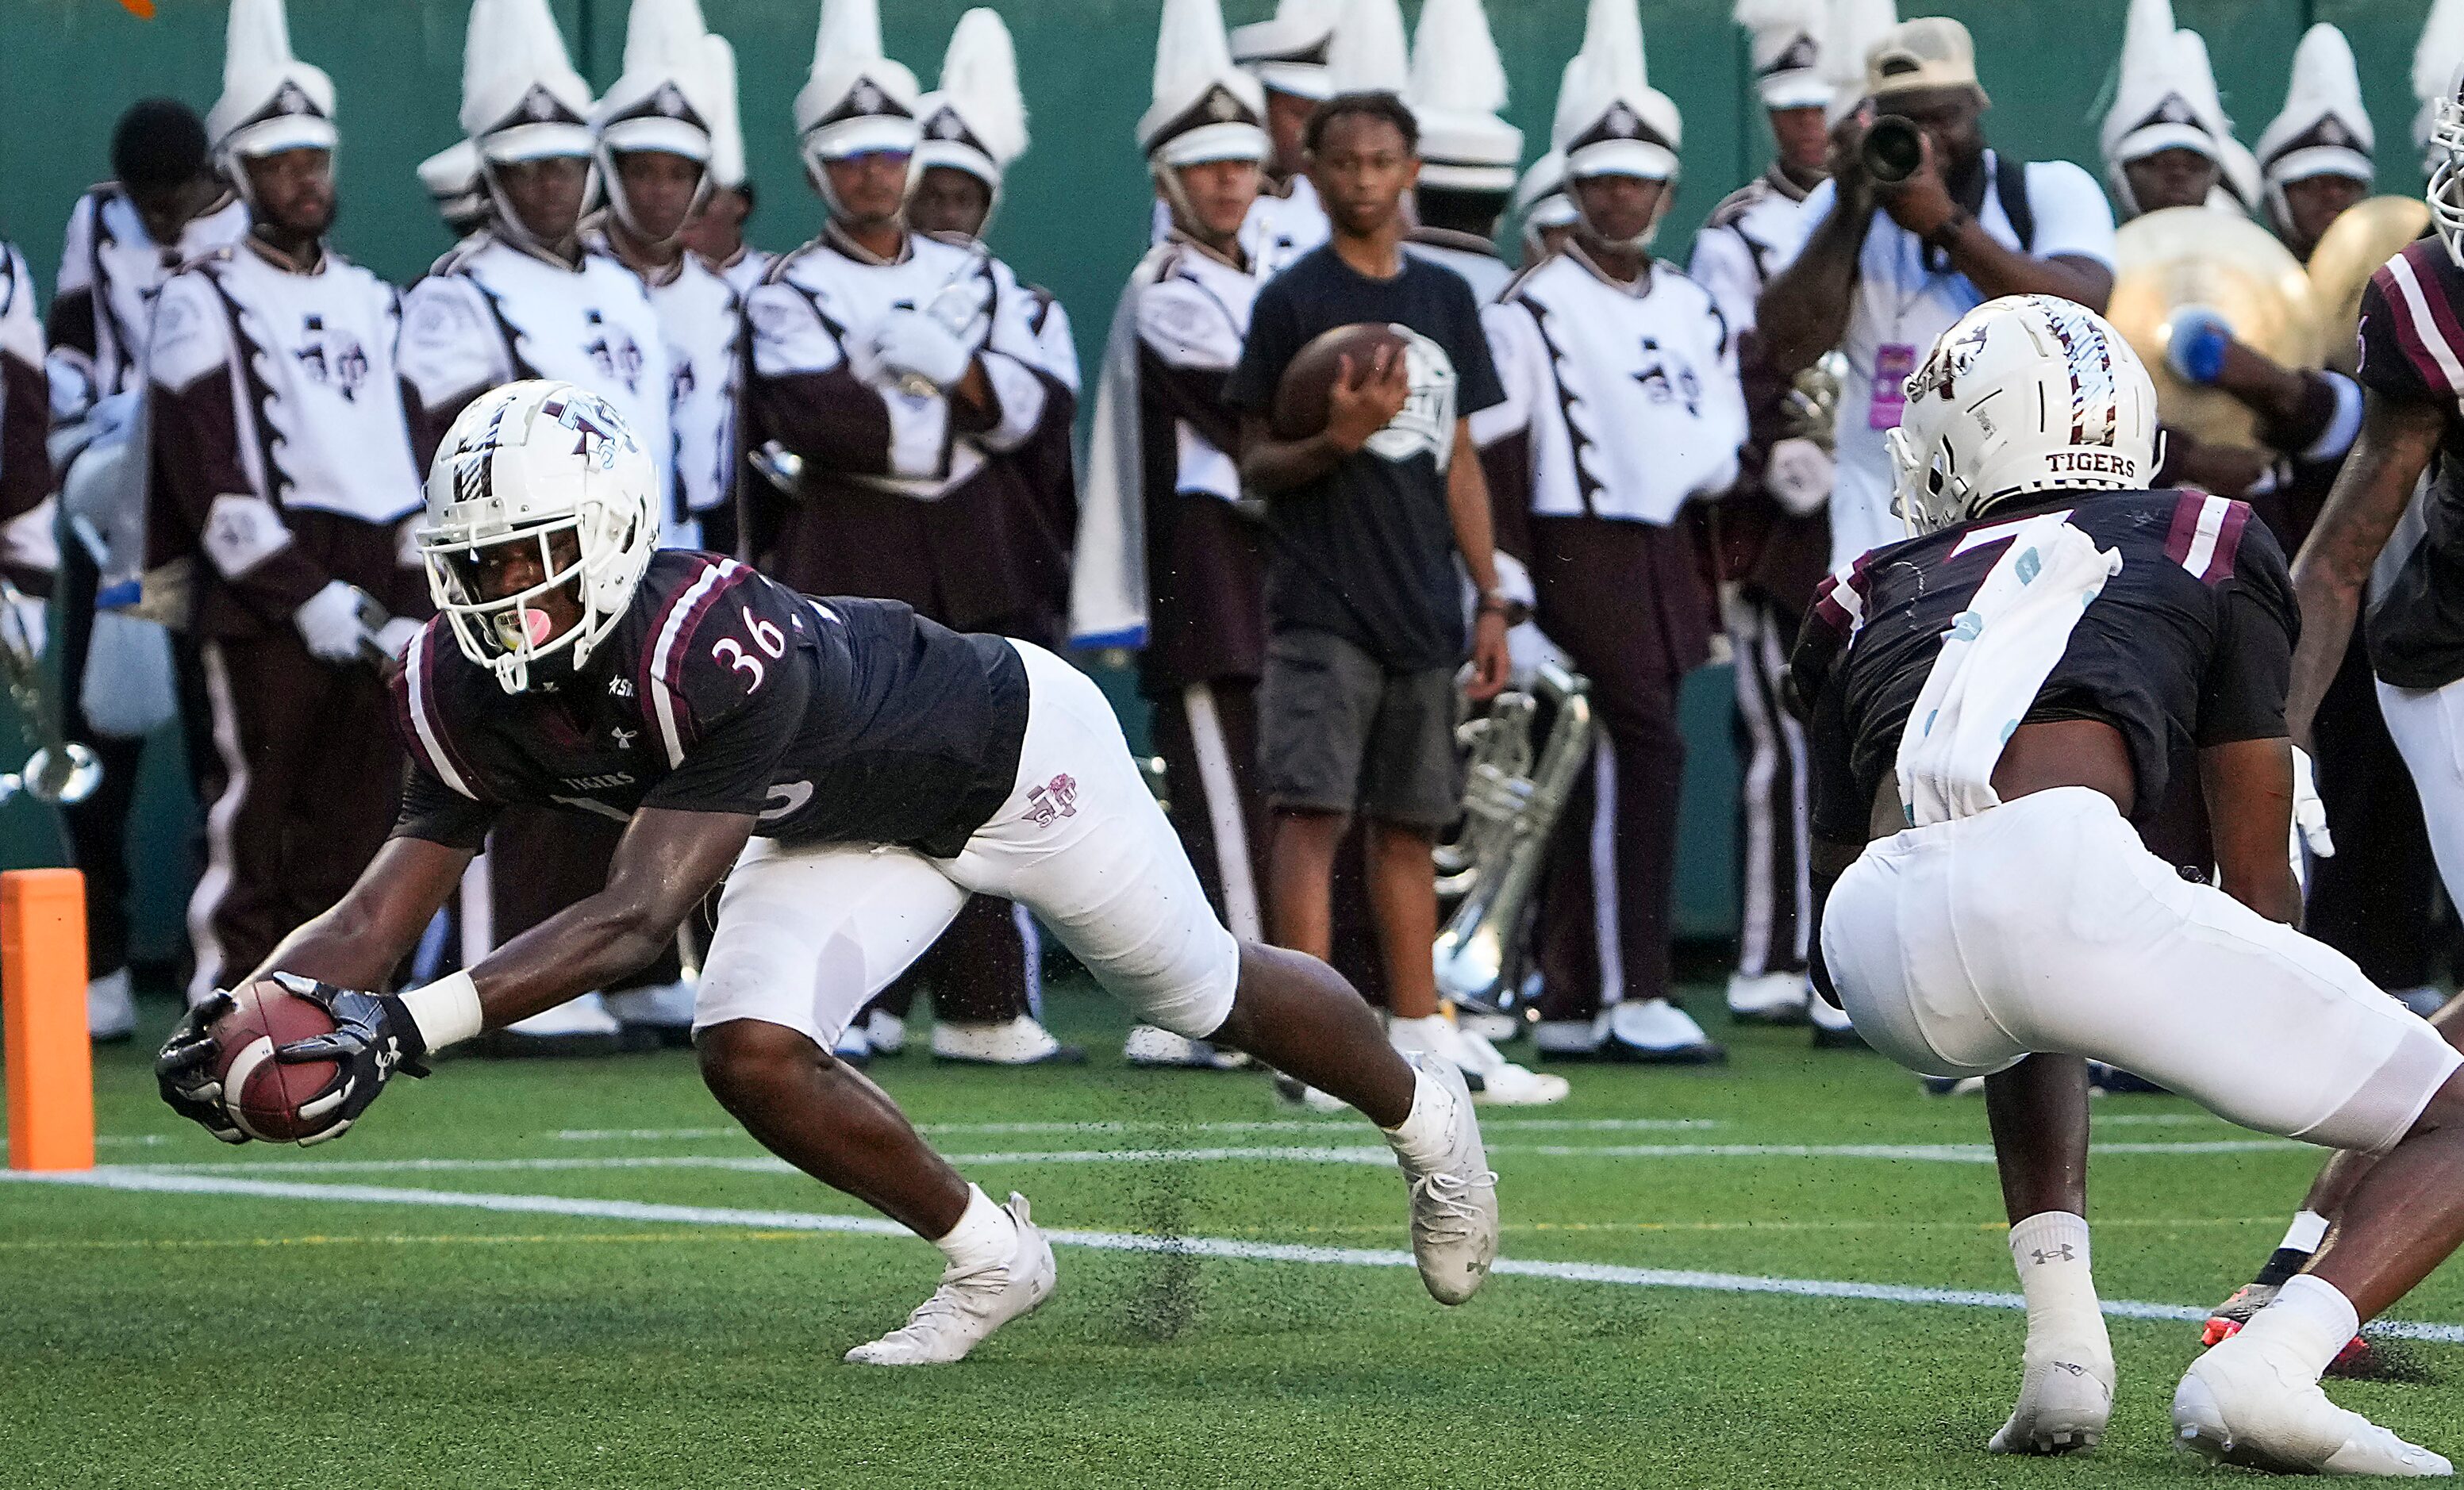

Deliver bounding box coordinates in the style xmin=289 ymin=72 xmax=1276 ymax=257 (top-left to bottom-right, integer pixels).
xmin=1024 ymin=772 xmax=1079 ymax=828
xmin=609 ymin=726 xmax=637 ymax=751
xmin=375 ymin=1035 xmax=402 ymax=1079
xmin=2030 ymin=1244 xmax=2076 ymax=1265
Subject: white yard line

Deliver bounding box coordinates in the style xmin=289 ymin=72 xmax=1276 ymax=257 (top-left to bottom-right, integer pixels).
xmin=11 ymin=1165 xmax=2461 ymax=1346
xmin=98 ymin=1138 xmax=2301 ymax=1177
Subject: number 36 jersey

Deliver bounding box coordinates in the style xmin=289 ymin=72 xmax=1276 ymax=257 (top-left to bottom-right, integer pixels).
xmin=390 ymin=551 xmax=1031 ymax=858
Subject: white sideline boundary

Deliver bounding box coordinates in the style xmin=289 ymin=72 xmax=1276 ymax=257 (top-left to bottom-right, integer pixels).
xmin=86 ymin=1138 xmax=2302 ymax=1177
xmin=12 ymin=1165 xmax=2464 ymax=1346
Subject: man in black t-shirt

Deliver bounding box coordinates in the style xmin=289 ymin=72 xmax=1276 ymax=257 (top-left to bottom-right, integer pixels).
xmin=152 ymin=381 xmax=1500 ymax=1367
xmin=1226 ymin=91 xmax=1522 ymax=1100
xmin=1799 ymin=297 xmax=2464 ymax=1473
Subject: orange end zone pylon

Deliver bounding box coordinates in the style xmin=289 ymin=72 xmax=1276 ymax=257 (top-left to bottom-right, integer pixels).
xmin=4 ymin=869 xmax=92 ymax=1170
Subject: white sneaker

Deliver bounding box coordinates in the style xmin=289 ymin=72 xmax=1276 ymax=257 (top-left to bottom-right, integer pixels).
xmin=844 ymin=1193 xmax=1056 ymax=1366
xmin=1604 ymin=999 xmax=1727 ymax=1064
xmin=1455 ymin=1027 xmax=1570 ymax=1107
xmin=833 ymin=1022 xmax=872 ymax=1065
xmin=1461 ymin=1011 xmax=1522 ymax=1045
xmin=1990 ymin=1334 xmax=2115 ymax=1455
xmin=2174 ymin=1331 xmax=2451 ymax=1476
xmin=1725 ymin=969 xmax=1810 ymax=1024
xmin=1386 ymin=1054 xmax=1499 ymax=1305
xmin=603 ymin=980 xmax=695 ymax=1029
xmin=867 ymin=1009 xmax=908 ymax=1056
xmin=930 ymin=1016 xmax=1086 ymax=1066
xmin=88 ymin=969 xmax=135 ymax=1043
xmin=494 ymin=993 xmax=623 ymax=1055
xmin=1123 ymin=1024 xmax=1245 ymax=1069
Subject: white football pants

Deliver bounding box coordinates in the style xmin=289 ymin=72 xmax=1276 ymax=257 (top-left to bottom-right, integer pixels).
xmin=1824 ymin=786 xmax=2458 ymax=1154
xmin=692 ymin=641 xmax=1242 ymax=1051
xmin=2379 ymin=676 xmax=2464 ymax=910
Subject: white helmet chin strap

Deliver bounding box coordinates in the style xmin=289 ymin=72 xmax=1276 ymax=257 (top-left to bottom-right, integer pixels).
xmin=1570 ymin=177 xmax=1670 ymax=255
xmin=597 ymin=145 xmax=713 ymax=249
xmin=480 ymin=154 xmax=600 ymax=256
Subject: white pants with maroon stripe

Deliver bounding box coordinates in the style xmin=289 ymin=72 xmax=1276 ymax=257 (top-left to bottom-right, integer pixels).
xmin=1824 ymin=787 xmax=2457 ymax=1154
xmin=692 ymin=641 xmax=1241 ymax=1050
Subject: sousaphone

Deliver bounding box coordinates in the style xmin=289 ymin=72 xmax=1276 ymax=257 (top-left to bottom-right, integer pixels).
xmin=2306 ymin=195 xmax=2433 ymax=374
xmin=2107 ymin=205 xmax=2322 ymax=448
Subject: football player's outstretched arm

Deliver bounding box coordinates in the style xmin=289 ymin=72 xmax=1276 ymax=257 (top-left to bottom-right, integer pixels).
xmin=2288 ymin=392 xmax=2446 ymax=744
xmin=252 ymin=835 xmax=476 ymax=993
xmin=462 ymin=807 xmax=755 ymax=1028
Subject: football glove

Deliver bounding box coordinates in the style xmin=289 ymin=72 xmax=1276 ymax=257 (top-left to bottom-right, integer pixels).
xmin=267 ymin=972 xmax=431 ymax=1146
xmin=155 ymin=990 xmax=248 ymax=1143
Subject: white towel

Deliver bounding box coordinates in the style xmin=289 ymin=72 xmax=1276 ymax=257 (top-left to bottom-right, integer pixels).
xmin=1894 ymin=513 xmax=2124 ymax=828
xmin=1067 ymin=269 xmax=1151 ymax=650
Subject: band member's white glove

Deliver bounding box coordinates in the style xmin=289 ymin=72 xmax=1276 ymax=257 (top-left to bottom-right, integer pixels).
xmin=871 ymin=310 xmax=974 ymax=392
xmin=294 ymin=579 xmax=369 ymax=664
xmin=375 ymin=616 xmax=425 ymax=660
xmin=2292 ymin=744 xmax=2335 ymax=859
xmin=1766 ymin=437 xmax=1836 ymax=517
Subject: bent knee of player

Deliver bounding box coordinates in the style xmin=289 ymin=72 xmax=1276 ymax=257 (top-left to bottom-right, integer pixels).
xmin=695 ymin=1018 xmax=825 ymax=1109
xmin=2399 ymin=1065 xmax=2464 ymax=1142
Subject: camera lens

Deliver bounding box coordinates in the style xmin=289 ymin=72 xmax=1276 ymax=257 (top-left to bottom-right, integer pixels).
xmin=1862 ymin=116 xmax=1924 ymax=185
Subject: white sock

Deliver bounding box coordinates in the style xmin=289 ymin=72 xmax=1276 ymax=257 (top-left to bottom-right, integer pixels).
xmin=2234 ymin=1273 xmax=2361 ymax=1381
xmin=2008 ymin=1212 xmax=2108 ymax=1350
xmin=932 ymin=1184 xmax=1015 ymax=1274
xmin=2281 ymin=1208 xmax=2331 ymax=1255
xmin=1383 ymin=1067 xmax=1457 ymax=1169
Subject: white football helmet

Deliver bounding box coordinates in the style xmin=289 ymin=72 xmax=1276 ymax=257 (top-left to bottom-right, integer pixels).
xmin=418 ymin=380 xmax=659 ymax=693
xmin=1885 ymin=294 xmax=2162 ymax=537
xmin=2431 ymin=89 xmax=2464 ymax=267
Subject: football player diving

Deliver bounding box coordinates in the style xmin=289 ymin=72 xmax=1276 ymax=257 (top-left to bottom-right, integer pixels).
xmin=153 ymin=379 xmax=1498 ymax=1366
xmin=1794 ymin=294 xmax=2464 ymax=1474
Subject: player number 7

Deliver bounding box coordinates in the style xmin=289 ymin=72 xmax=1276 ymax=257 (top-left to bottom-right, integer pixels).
xmin=710 ymin=605 xmax=788 ymax=690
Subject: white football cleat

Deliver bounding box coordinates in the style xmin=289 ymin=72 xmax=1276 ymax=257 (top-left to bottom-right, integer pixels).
xmin=929 ymin=1016 xmax=1086 ymax=1066
xmin=1725 ymin=969 xmax=1810 ymax=1024
xmin=1454 ymin=1027 xmax=1570 ymax=1106
xmin=603 ymin=980 xmax=695 ymax=1039
xmin=2173 ymin=1332 xmax=2451 ymax=1476
xmin=845 ymin=1193 xmax=1057 ymax=1367
xmin=1460 ymin=1011 xmax=1523 ymax=1044
xmin=833 ymin=1020 xmax=872 ymax=1066
xmin=1122 ymin=1024 xmax=1245 ymax=1069
xmin=866 ymin=1008 xmax=907 ymax=1056
xmin=89 ymin=969 xmax=135 ymax=1043
xmin=1272 ymin=1073 xmax=1351 ymax=1113
xmin=1989 ymin=1334 xmax=2115 ymax=1455
xmin=1386 ymin=1054 xmax=1500 ymax=1305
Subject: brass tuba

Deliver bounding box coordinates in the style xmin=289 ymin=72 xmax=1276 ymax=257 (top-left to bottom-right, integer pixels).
xmin=2307 ymin=196 xmax=2433 ymax=374
xmin=1433 ymin=659 xmax=1593 ymax=1018
xmin=1780 ymin=350 xmax=1847 ymax=455
xmin=0 ymin=578 xmax=100 ymax=807
xmin=2107 ymin=205 xmax=2323 ymax=448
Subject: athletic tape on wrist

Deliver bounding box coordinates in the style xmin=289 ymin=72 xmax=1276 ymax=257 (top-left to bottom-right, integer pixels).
xmin=400 ymin=970 xmax=485 ymax=1051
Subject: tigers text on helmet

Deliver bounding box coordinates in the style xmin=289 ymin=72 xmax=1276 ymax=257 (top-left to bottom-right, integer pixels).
xmin=1885 ymin=295 xmax=2162 ymax=537
xmin=418 ymin=381 xmax=659 ymax=694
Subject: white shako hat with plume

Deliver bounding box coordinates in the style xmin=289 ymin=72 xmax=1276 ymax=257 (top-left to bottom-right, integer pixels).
xmin=917 ymin=9 xmax=1029 ymax=192
xmin=1409 ymin=0 xmax=1522 ymax=194
xmin=1820 ymin=0 xmax=1897 ymax=125
xmin=1231 ymin=0 xmax=1340 ymax=103
xmin=207 ymin=0 xmax=337 ymax=163
xmin=593 ymin=0 xmax=721 ymax=167
xmin=1140 ymin=0 xmax=1270 ymax=169
xmin=793 ymin=0 xmax=922 ymax=165
xmin=459 ymin=0 xmax=596 ymax=164
xmin=1552 ymin=0 xmax=1682 ymax=185
xmin=1736 ymin=0 xmax=1828 ymax=111
xmin=419 ymin=139 xmax=487 ymax=228
xmin=2100 ymin=0 xmax=2230 ymax=175
xmin=2258 ymin=23 xmax=2374 ymax=190
xmin=2415 ymin=0 xmax=2464 ymax=167
xmin=705 ymin=33 xmax=749 ymax=190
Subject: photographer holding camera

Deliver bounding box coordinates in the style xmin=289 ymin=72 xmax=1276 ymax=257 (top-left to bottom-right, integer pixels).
xmin=1758 ymin=17 xmax=2116 ymax=570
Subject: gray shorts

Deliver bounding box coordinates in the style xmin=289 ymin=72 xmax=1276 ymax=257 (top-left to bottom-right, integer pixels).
xmin=1259 ymin=628 xmax=1460 ymax=829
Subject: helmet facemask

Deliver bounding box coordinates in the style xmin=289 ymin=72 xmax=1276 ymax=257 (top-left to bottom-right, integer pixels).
xmin=2431 ymin=97 xmax=2464 ymax=268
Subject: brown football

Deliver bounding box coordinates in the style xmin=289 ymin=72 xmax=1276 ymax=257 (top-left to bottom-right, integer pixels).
xmin=1270 ymin=321 xmax=1409 ymax=440
xmin=209 ymin=979 xmax=341 ymax=1144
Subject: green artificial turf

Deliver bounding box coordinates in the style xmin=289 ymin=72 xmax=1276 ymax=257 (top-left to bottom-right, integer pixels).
xmin=2 ymin=985 xmax=2454 ymax=1488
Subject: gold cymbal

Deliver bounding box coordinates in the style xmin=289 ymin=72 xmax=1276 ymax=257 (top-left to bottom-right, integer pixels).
xmin=2108 ymin=205 xmax=2321 ymax=447
xmin=2307 ymin=196 xmax=2432 ymax=374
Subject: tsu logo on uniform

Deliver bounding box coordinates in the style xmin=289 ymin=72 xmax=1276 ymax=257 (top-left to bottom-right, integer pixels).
xmin=1632 ymin=336 xmax=1702 ymax=417
xmin=584 ymin=309 xmax=647 ymax=394
xmin=295 ymin=314 xmax=371 ymax=402
xmin=1024 ymin=772 xmax=1079 ymax=828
